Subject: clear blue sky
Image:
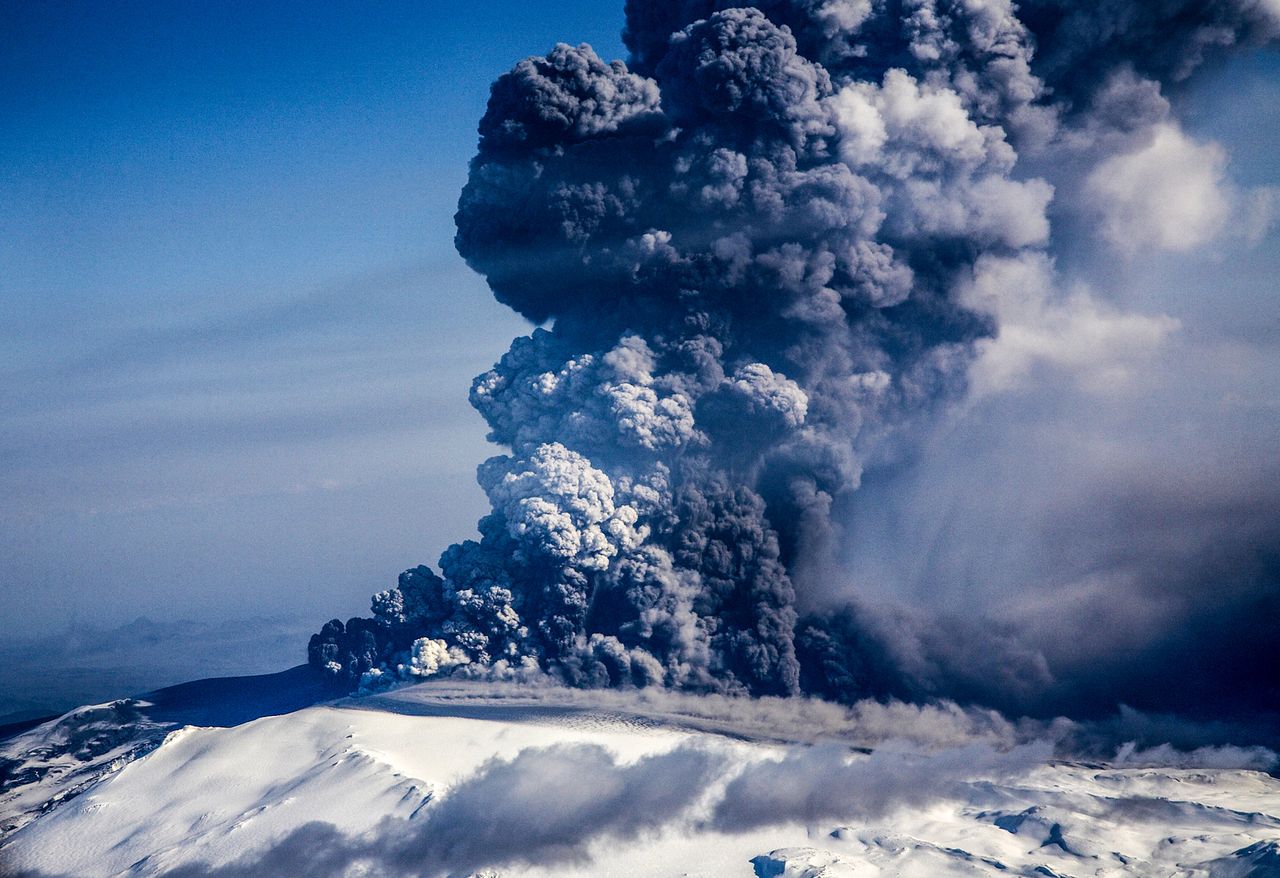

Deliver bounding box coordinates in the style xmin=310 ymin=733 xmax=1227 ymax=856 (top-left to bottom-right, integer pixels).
xmin=0 ymin=2 xmax=626 ymax=632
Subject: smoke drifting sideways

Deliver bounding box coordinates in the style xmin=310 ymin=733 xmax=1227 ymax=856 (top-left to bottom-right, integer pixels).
xmin=309 ymin=1 xmax=1280 ymax=734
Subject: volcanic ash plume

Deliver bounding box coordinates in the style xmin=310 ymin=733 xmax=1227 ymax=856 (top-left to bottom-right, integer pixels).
xmin=309 ymin=0 xmax=1279 ymax=702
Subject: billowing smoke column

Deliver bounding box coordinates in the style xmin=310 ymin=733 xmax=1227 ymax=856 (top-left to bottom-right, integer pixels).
xmin=311 ymin=0 xmax=1278 ymax=703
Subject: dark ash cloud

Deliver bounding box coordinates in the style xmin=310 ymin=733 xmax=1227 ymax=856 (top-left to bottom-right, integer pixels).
xmin=306 ymin=0 xmax=1280 ymax=738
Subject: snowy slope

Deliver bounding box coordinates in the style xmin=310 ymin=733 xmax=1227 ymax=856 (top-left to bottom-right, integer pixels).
xmin=0 ymin=666 xmax=328 ymax=841
xmin=2 ymin=682 xmax=1278 ymax=877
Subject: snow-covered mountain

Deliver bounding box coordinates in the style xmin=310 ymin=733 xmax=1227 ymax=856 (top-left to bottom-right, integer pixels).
xmin=2 ymin=677 xmax=1278 ymax=877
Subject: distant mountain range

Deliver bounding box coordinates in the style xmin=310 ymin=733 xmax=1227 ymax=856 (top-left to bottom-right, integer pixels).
xmin=0 ymin=616 xmax=315 ymax=726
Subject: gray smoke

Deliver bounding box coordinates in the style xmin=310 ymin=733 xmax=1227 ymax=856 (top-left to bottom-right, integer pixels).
xmin=708 ymin=739 xmax=1049 ymax=831
xmin=309 ymin=0 xmax=1279 ymax=724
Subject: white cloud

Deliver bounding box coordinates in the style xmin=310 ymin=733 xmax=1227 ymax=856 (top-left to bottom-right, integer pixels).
xmin=1084 ymin=123 xmax=1231 ymax=253
xmin=959 ymin=253 xmax=1179 ymax=396
xmin=1246 ymin=0 xmax=1280 ymax=31
xmin=1238 ymin=184 xmax=1280 ymax=246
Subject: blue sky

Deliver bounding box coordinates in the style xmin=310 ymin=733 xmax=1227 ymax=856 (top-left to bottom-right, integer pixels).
xmin=1 ymin=3 xmax=626 ymax=632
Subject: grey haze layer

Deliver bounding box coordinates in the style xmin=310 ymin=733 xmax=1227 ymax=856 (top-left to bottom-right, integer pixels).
xmin=309 ymin=1 xmax=1280 ymax=728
